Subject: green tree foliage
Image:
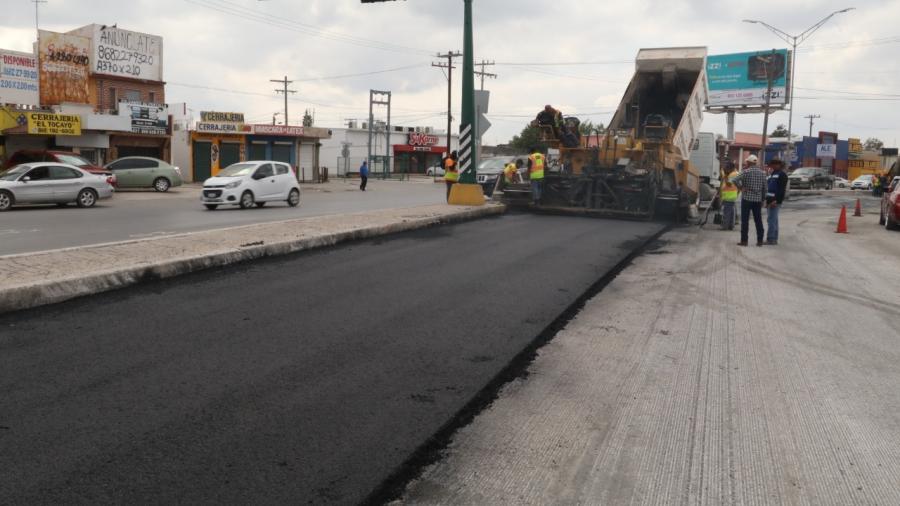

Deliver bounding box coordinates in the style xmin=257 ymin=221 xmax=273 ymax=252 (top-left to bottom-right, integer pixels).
xmin=770 ymin=124 xmax=789 ymax=137
xmin=864 ymin=137 xmax=884 ymax=151
xmin=302 ymin=109 xmax=314 ymax=127
xmin=509 ymin=124 xmax=547 ymax=153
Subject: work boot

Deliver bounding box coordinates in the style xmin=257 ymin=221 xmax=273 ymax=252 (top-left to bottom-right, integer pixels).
xmin=737 ymin=242 xmax=748 ymax=247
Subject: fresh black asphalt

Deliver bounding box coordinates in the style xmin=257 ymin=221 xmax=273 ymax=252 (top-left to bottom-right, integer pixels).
xmin=0 ymin=214 xmax=663 ymax=504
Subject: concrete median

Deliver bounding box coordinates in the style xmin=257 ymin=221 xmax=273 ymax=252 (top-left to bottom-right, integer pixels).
xmin=0 ymin=203 xmax=504 ymax=314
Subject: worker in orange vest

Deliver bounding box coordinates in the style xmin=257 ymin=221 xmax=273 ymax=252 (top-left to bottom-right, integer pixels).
xmin=443 ymin=151 xmax=458 ymax=202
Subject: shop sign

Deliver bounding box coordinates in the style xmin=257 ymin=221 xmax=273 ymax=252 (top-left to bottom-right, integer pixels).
xmin=38 ymin=30 xmax=90 ymax=105
xmin=197 ymin=122 xmax=247 ymax=133
xmin=119 ymin=101 xmax=168 ymax=135
xmin=93 ymin=26 xmax=163 ymax=81
xmin=0 ymin=49 xmax=39 ymax=106
xmin=251 ymin=124 xmax=305 ymax=136
xmin=200 ymin=111 xmax=244 ymax=123
xmin=816 ymin=143 xmax=836 ymax=158
xmin=408 ymin=132 xmax=438 ymax=147
xmin=26 ymin=112 xmax=82 ymax=135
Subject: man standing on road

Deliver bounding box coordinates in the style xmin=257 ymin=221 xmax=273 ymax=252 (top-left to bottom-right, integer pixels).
xmin=765 ymin=159 xmax=789 ymax=245
xmin=730 ymin=154 xmax=766 ymax=246
xmin=359 ymin=160 xmax=369 ymax=191
xmin=527 ymin=148 xmax=545 ymax=206
xmin=720 ymin=160 xmax=739 ymax=230
xmin=443 ymin=151 xmax=459 ymax=202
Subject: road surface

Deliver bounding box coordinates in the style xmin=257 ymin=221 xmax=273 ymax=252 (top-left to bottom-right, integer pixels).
xmin=0 ymin=214 xmax=663 ymax=504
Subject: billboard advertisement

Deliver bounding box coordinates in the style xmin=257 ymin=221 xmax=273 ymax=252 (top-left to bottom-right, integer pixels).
xmin=119 ymin=101 xmax=168 ymax=135
xmin=706 ymin=49 xmax=789 ymax=107
xmin=0 ymin=50 xmax=39 ymax=106
xmin=38 ymin=30 xmax=90 ymax=105
xmin=93 ymin=25 xmax=163 ymax=81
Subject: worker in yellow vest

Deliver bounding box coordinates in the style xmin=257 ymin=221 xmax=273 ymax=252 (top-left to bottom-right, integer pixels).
xmin=527 ymin=148 xmax=545 ymax=205
xmin=720 ymin=160 xmax=739 ymax=230
xmin=503 ymin=159 xmax=523 ymax=184
xmin=443 ymin=150 xmax=458 ymax=202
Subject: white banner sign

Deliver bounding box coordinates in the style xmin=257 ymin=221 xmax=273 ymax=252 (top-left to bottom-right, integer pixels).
xmin=0 ymin=49 xmax=39 ymax=106
xmin=93 ymin=26 xmax=163 ymax=81
xmin=119 ymin=101 xmax=168 ymax=135
xmin=816 ymin=143 xmax=836 ymax=158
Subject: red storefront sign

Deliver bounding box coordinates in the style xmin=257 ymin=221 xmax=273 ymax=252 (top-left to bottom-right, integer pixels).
xmin=408 ymin=132 xmax=439 ymax=147
xmin=251 ymin=124 xmax=306 ymax=136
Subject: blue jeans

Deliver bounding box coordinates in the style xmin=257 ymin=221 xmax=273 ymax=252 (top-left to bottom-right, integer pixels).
xmin=531 ymin=179 xmax=543 ymax=203
xmin=767 ymin=204 xmax=780 ymax=243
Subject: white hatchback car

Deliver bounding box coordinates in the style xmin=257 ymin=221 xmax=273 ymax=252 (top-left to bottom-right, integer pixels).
xmin=201 ymin=161 xmax=301 ymax=210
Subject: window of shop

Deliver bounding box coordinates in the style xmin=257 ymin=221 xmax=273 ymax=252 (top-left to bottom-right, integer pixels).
xmin=125 ymin=90 xmax=141 ymax=102
xmin=193 ymin=141 xmax=213 ymax=181
xmin=249 ymin=142 xmax=267 ymax=160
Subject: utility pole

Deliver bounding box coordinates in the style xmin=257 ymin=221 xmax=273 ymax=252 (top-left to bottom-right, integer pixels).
xmin=474 ymin=60 xmax=496 ymax=90
xmin=433 ymin=51 xmax=462 ymax=158
xmin=32 ymin=0 xmax=47 ymax=40
xmin=270 ymin=76 xmax=296 ymax=125
xmin=804 ymin=114 xmax=821 ymax=137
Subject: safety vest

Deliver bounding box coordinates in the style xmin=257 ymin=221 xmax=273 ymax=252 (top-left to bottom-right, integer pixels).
xmin=529 ymin=153 xmax=545 ymax=180
xmin=443 ymin=158 xmax=458 ymax=182
xmin=721 ymin=170 xmax=739 ymax=202
xmin=503 ymin=163 xmax=518 ymax=183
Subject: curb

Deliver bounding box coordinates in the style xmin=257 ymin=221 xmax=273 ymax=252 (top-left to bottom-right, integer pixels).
xmin=0 ymin=204 xmax=504 ymax=315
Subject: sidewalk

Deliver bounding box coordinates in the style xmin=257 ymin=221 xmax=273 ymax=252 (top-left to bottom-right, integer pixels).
xmin=399 ymin=196 xmax=900 ymax=504
xmin=0 ymin=203 xmax=502 ymax=314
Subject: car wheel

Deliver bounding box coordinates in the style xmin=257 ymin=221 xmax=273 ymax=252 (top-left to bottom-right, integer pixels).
xmin=0 ymin=190 xmax=13 ymax=211
xmin=76 ymin=188 xmax=97 ymax=208
xmin=205 ymin=204 xmax=218 ymax=210
xmin=287 ymin=188 xmax=300 ymax=207
xmin=239 ymin=191 xmax=254 ymax=209
xmin=153 ymin=177 xmax=171 ymax=192
xmin=255 ymin=202 xmax=266 ymax=208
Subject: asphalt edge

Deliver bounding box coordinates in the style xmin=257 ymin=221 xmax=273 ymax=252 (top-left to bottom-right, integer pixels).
xmin=0 ymin=204 xmax=504 ymax=315
xmin=364 ymin=223 xmax=673 ymax=506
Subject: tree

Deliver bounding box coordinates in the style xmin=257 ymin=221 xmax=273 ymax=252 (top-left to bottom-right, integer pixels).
xmin=864 ymin=137 xmax=884 ymax=151
xmin=578 ymin=120 xmax=605 ymax=137
xmin=508 ymin=123 xmax=548 ymax=153
xmin=302 ymin=109 xmax=314 ymax=127
xmin=770 ymin=124 xmax=789 ymax=137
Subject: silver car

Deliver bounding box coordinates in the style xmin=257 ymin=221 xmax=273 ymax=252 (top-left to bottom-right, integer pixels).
xmin=0 ymin=163 xmax=115 ymax=211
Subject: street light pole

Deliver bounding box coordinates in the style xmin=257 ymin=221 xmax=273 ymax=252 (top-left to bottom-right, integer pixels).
xmin=743 ymin=8 xmax=854 ymax=163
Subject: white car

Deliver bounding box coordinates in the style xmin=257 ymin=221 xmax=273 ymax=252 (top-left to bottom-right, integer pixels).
xmin=851 ymin=174 xmax=874 ymax=190
xmin=201 ymin=161 xmax=301 ymax=210
xmin=0 ymin=163 xmax=114 ymax=211
xmin=833 ymin=177 xmax=850 ymax=188
xmin=425 ymin=165 xmax=445 ymax=176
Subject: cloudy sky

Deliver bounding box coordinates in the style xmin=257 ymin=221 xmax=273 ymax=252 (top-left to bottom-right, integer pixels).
xmin=2 ymin=0 xmax=898 ymax=147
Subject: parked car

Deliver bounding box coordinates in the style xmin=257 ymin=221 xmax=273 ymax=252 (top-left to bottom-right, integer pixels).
xmin=833 ymin=177 xmax=850 ymax=188
xmin=851 ymin=174 xmax=874 ymax=190
xmin=879 ymin=176 xmax=900 ymax=230
xmin=201 ymin=161 xmax=300 ymax=210
xmin=0 ymin=163 xmax=115 ymax=211
xmin=104 ymin=156 xmax=183 ymax=192
xmin=2 ymin=150 xmax=116 ymax=187
xmin=425 ymin=164 xmax=445 ymax=176
xmin=788 ymin=167 xmax=833 ymax=190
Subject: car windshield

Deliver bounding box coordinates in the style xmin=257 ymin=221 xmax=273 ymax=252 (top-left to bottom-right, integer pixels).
xmin=855 ymin=175 xmax=873 ymax=181
xmin=0 ymin=166 xmax=28 ymax=181
xmin=217 ymin=163 xmax=257 ymax=177
xmin=55 ymin=154 xmax=91 ymax=167
xmin=477 ymin=158 xmax=509 ymax=174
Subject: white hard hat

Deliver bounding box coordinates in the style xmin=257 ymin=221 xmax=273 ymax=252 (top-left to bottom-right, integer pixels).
xmin=745 ymin=154 xmax=758 ymax=164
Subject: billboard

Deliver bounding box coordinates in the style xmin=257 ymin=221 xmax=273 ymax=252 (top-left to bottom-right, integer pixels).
xmin=38 ymin=30 xmax=91 ymax=105
xmin=706 ymin=49 xmax=789 ymax=107
xmin=93 ymin=25 xmax=163 ymax=81
xmin=0 ymin=50 xmax=39 ymax=106
xmin=119 ymin=101 xmax=168 ymax=135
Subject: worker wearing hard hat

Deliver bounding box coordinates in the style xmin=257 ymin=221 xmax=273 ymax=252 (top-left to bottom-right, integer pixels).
xmin=730 ymin=154 xmax=767 ymax=246
xmin=504 ymin=159 xmax=523 ymax=185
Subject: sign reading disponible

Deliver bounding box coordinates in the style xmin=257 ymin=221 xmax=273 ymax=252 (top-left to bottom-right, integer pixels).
xmin=0 ymin=49 xmax=39 ymax=106
xmin=706 ymin=49 xmax=789 ymax=107
xmin=26 ymin=112 xmax=82 ymax=135
xmin=38 ymin=30 xmax=90 ymax=105
xmin=93 ymin=25 xmax=163 ymax=81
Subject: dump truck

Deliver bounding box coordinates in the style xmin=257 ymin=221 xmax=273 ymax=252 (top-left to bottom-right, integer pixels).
xmin=500 ymin=47 xmax=708 ymax=220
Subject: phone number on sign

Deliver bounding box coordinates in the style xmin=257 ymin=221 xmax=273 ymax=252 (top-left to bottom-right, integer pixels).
xmin=2 ymin=67 xmax=38 ymax=79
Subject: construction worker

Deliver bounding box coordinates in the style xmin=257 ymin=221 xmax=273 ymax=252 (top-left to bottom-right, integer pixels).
xmin=527 ymin=148 xmax=545 ymax=205
xmin=503 ymin=159 xmax=523 ymax=185
xmin=534 ymin=105 xmax=563 ymax=138
xmin=443 ymin=150 xmax=458 ymax=202
xmin=720 ymin=160 xmax=739 ymax=230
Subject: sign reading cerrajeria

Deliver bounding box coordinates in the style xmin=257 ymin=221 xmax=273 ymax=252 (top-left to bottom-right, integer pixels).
xmin=197 ymin=111 xmax=246 ymax=133
xmin=200 ymin=111 xmax=244 ymax=123
xmin=26 ymin=112 xmax=81 ymax=135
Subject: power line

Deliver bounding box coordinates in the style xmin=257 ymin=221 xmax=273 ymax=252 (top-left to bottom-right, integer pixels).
xmin=793 ymin=86 xmax=900 ymax=97
xmin=294 ymin=63 xmax=428 ymax=82
xmin=474 ymin=60 xmax=497 ymax=90
xmin=271 ymin=76 xmax=296 ymax=125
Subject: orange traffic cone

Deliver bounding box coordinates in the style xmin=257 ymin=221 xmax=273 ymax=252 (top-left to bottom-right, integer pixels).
xmin=854 ymin=198 xmax=862 ymax=217
xmin=836 ymin=205 xmax=848 ymax=233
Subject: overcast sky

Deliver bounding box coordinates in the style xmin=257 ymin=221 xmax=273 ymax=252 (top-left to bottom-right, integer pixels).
xmin=2 ymin=0 xmax=898 ymax=147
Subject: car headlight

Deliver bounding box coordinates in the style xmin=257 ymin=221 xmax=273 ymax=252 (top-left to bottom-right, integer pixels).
xmin=225 ymin=180 xmax=242 ymax=189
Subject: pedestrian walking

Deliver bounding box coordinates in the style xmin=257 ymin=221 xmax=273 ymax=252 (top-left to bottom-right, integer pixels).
xmin=765 ymin=159 xmax=789 ymax=245
xmin=730 ymin=154 xmax=766 ymax=246
xmin=720 ymin=160 xmax=739 ymax=230
xmin=359 ymin=160 xmax=369 ymax=191
xmin=527 ymin=147 xmax=545 ymax=205
xmin=443 ymin=151 xmax=459 ymax=202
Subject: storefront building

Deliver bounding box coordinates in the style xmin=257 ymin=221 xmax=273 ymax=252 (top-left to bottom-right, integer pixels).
xmin=245 ymin=124 xmax=332 ymax=182
xmin=393 ymin=132 xmax=446 ymax=174
xmin=190 ymin=112 xmax=250 ymax=181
